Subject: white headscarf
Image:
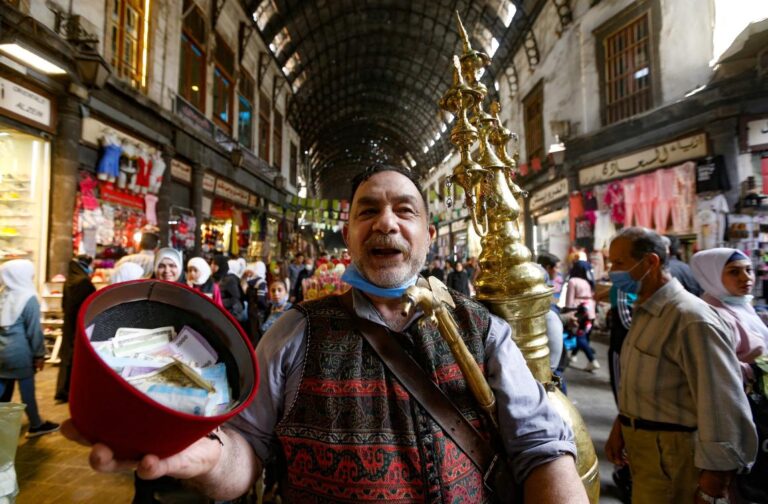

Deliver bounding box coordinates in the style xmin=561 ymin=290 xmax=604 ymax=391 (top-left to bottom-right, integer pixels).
xmin=154 ymin=248 xmax=183 ymax=280
xmin=228 ymin=259 xmax=244 ymax=279
xmin=0 ymin=259 xmax=37 ymax=327
xmin=691 ymin=248 xmax=768 ymax=345
xmin=253 ymin=261 xmax=266 ymax=280
xmin=187 ymin=257 xmax=211 ymax=286
xmin=237 ymin=258 xmax=247 ymax=277
xmin=110 ymin=262 xmax=145 ymax=284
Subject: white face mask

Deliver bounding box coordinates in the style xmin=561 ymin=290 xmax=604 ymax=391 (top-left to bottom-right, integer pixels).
xmin=305 ymin=265 xmax=313 ymax=272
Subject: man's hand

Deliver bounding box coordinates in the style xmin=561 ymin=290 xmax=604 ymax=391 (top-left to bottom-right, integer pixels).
xmin=34 ymin=357 xmax=45 ymax=372
xmin=62 ymin=419 xmax=222 ymax=480
xmin=61 ymin=419 xmax=261 ymax=500
xmin=694 ymin=470 xmax=733 ymax=503
xmin=605 ymin=417 xmax=628 ymax=466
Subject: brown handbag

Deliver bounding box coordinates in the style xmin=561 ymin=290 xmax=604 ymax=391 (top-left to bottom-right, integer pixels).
xmin=338 ymin=292 xmax=518 ymax=501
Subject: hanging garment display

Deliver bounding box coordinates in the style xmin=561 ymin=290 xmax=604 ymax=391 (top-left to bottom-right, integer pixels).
xmin=696 ymin=155 xmax=731 ymax=194
xmin=144 ymin=194 xmax=159 ymax=226
xmin=603 ymin=181 xmax=625 ymax=226
xmin=670 ymin=162 xmax=696 ymax=234
xmin=569 ymin=193 xmax=585 ymax=243
xmin=634 ymin=172 xmax=656 ymax=229
xmin=622 ymin=177 xmax=639 ymax=228
xmin=653 ymin=168 xmax=677 ymax=234
xmin=695 ymin=193 xmax=729 ymax=250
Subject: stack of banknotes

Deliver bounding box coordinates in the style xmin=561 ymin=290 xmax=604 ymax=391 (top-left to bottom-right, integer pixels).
xmin=92 ymin=325 xmax=232 ymax=416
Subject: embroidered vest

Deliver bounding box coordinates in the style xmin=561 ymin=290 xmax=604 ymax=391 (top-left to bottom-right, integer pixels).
xmin=275 ymin=291 xmax=494 ymax=503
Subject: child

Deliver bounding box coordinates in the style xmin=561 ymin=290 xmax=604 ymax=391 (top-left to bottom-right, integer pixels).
xmin=261 ymin=280 xmax=292 ymax=334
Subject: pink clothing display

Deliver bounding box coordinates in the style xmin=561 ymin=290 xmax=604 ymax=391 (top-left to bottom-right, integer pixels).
xmin=622 ymin=177 xmax=638 ymax=227
xmin=594 ymin=184 xmax=609 ymax=212
xmin=603 ymin=181 xmax=625 ymax=226
xmin=653 ymin=168 xmax=677 ymax=234
xmin=144 ymin=194 xmax=159 ymax=225
xmin=670 ymin=162 xmax=696 ymax=234
xmin=634 ymin=173 xmax=656 ymax=228
xmin=79 ymin=176 xmax=100 ymax=211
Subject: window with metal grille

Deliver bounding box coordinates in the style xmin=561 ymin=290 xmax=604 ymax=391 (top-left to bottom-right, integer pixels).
xmin=258 ymin=92 xmax=271 ymax=162
xmin=523 ymin=82 xmax=544 ymax=164
xmin=109 ymin=0 xmax=148 ymax=88
xmin=213 ymin=36 xmax=234 ymax=131
xmin=273 ymin=110 xmax=283 ymax=170
xmin=179 ymin=1 xmax=206 ymax=111
xmin=596 ymin=1 xmax=661 ymax=126
xmin=238 ymin=72 xmax=255 ymax=149
xmin=603 ymin=13 xmax=652 ymax=124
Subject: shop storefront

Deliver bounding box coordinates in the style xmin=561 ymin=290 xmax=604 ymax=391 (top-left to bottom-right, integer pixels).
xmin=530 ymin=179 xmax=570 ymax=262
xmin=0 ymin=74 xmax=54 ymax=289
xmin=576 ymin=132 xmax=708 ymax=253
xmin=168 ymin=159 xmax=196 ymax=256
xmin=75 ymin=117 xmax=166 ymax=282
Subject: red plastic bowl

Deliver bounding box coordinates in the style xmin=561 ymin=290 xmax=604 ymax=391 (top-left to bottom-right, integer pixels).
xmin=70 ymin=280 xmax=258 ymax=459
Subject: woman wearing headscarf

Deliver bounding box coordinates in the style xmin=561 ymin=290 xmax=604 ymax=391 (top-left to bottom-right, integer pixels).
xmin=212 ymin=255 xmax=244 ymax=321
xmin=55 ymin=255 xmax=96 ymax=403
xmin=243 ymin=261 xmax=268 ymax=345
xmin=564 ymin=260 xmax=600 ymax=372
xmin=109 ymin=262 xmax=145 ymax=284
xmin=186 ymin=257 xmax=223 ymax=307
xmin=153 ymin=248 xmax=184 ymax=283
xmin=690 ymin=248 xmax=766 ymax=380
xmin=0 ymin=260 xmax=59 ymax=437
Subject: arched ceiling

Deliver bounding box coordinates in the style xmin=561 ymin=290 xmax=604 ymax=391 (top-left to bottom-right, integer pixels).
xmin=243 ymin=0 xmax=547 ymax=198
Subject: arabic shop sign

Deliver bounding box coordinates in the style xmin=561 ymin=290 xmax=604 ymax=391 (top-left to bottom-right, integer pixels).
xmin=579 ymin=133 xmax=707 ymax=186
xmin=0 ymin=76 xmax=51 ymax=129
xmin=530 ymin=179 xmax=569 ymax=211
xmin=746 ymin=118 xmax=768 ymax=150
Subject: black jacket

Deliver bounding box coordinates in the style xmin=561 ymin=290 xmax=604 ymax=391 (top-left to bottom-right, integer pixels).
xmin=668 ymin=258 xmax=703 ymax=296
xmin=447 ymin=270 xmax=470 ymax=296
xmin=61 ymin=260 xmax=96 ymax=363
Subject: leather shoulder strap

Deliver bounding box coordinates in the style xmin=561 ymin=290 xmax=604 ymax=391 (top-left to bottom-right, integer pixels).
xmin=337 ymin=290 xmax=496 ymax=473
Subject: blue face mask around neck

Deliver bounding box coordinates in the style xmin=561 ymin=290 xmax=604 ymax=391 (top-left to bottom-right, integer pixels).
xmin=341 ymin=263 xmax=418 ymax=299
xmin=608 ymin=260 xmax=649 ymax=294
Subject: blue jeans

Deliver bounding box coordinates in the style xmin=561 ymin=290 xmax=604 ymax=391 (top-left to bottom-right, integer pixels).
xmin=0 ymin=377 xmax=42 ymax=427
xmin=572 ymin=334 xmax=596 ymax=362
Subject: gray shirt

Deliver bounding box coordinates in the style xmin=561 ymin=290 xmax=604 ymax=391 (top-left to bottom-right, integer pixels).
xmin=229 ymin=289 xmax=576 ymax=484
xmin=619 ymin=279 xmax=757 ymax=471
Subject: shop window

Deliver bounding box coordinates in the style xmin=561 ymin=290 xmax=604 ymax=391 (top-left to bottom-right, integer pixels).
xmin=273 ymin=110 xmax=283 ymax=170
xmin=179 ymin=2 xmax=207 ymax=111
xmin=109 ymin=0 xmax=149 ymax=88
xmin=258 ymin=92 xmax=271 ymax=162
xmin=523 ymin=82 xmax=544 ymax=163
xmin=596 ymin=0 xmax=661 ymax=125
xmin=213 ymin=35 xmax=235 ymax=132
xmin=238 ymin=72 xmax=255 ymax=150
xmin=289 ymin=142 xmax=298 ymax=187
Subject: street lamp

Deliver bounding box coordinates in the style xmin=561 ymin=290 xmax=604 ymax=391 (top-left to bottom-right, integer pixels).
xmin=547 ymin=135 xmax=566 ymax=166
xmin=75 ymin=47 xmax=111 ymax=88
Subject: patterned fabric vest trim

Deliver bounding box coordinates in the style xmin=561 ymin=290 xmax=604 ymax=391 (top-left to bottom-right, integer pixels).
xmin=274 ymin=291 xmax=494 ymax=503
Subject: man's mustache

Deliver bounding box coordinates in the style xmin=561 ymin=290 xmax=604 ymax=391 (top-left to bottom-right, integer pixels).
xmin=363 ymin=235 xmax=409 ymax=254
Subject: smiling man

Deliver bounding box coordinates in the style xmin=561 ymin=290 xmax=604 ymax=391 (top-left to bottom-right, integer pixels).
xmin=68 ymin=165 xmax=586 ymax=503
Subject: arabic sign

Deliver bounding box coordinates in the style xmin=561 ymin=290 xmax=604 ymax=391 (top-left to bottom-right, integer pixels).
xmin=202 ymin=173 xmax=216 ymax=193
xmin=175 ymin=95 xmax=214 ymax=138
xmin=0 ymin=76 xmax=51 ymax=128
xmin=530 ymin=179 xmax=569 ymax=211
xmin=170 ymin=160 xmax=192 ymax=183
xmin=579 ymin=133 xmax=708 ymax=186
xmin=746 ymin=119 xmax=768 ymax=149
xmin=215 ymin=178 xmax=250 ymax=206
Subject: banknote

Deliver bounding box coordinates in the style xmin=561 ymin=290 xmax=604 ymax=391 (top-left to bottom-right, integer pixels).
xmin=126 ymin=360 xmax=215 ymax=393
xmin=170 ymin=326 xmax=218 ymax=368
xmin=113 ymin=327 xmax=175 ymax=357
xmin=144 ymin=384 xmax=210 ymax=416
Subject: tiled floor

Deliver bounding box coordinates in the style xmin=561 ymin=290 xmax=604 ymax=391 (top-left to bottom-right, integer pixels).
xmin=10 ymin=365 xmax=134 ymax=503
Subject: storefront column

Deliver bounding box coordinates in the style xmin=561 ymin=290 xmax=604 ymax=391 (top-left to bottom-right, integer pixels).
xmin=191 ymin=162 xmax=204 ymax=255
xmin=48 ymin=94 xmax=82 ymax=278
xmin=523 ymin=197 xmax=534 ymax=252
xmin=156 ymin=146 xmax=175 ymax=246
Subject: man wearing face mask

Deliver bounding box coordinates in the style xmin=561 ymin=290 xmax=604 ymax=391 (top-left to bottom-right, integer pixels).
xmin=605 ymin=227 xmax=757 ymax=504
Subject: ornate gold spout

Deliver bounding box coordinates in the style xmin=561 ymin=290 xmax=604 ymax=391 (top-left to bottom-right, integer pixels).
xmin=402 ymin=278 xmax=499 ymax=431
